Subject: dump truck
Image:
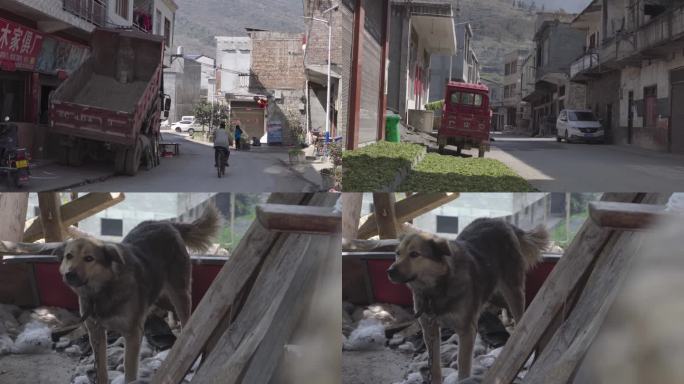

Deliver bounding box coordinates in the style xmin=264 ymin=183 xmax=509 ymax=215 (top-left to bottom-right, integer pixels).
xmin=438 ymin=82 xmax=491 ymax=158
xmin=50 ymin=28 xmax=171 ymax=175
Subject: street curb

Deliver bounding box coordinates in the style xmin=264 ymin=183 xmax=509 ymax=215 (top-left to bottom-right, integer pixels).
xmin=47 ymin=173 xmax=116 ymax=192
xmin=277 ymin=158 xmax=326 ymax=192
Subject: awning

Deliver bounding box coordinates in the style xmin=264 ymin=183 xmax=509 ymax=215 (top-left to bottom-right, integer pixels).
xmin=305 ymin=64 xmax=341 ymax=86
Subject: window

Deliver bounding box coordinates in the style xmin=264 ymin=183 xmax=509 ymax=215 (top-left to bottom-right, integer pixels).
xmin=451 ymin=91 xmax=484 ymax=107
xmin=164 ymin=18 xmax=171 ymax=47
xmin=101 ymin=218 xmax=123 ymax=237
xmin=116 ymin=0 xmax=129 ymax=20
xmin=568 ymin=111 xmax=597 ymax=122
xmin=436 ymin=216 xmax=459 ymax=234
xmin=559 ymin=85 xmax=566 ymax=97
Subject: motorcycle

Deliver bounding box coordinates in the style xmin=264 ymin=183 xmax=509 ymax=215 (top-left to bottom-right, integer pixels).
xmin=0 ymin=118 xmax=31 ymax=189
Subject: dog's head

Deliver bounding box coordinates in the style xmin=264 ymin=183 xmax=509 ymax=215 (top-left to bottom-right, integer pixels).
xmin=387 ymin=232 xmax=453 ymax=286
xmin=56 ymin=238 xmax=125 ymax=293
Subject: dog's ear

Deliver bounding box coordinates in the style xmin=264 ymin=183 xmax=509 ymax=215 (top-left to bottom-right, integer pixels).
xmin=103 ymin=243 xmax=125 ymax=265
xmin=430 ymin=237 xmax=452 ymax=257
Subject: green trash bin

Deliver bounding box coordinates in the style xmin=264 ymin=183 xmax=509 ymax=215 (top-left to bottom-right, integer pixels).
xmin=385 ymin=113 xmax=401 ymax=143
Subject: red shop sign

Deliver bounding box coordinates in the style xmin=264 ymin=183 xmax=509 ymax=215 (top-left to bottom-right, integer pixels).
xmin=0 ymin=17 xmax=44 ymax=71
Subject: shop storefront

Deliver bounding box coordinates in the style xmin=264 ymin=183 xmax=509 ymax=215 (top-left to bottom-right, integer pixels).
xmin=0 ymin=15 xmax=89 ymax=157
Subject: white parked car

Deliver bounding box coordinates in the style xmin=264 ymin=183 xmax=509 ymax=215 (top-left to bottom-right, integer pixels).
xmin=160 ymin=120 xmax=171 ymax=130
xmin=556 ymin=109 xmax=605 ymax=143
xmin=171 ymin=119 xmax=200 ymax=134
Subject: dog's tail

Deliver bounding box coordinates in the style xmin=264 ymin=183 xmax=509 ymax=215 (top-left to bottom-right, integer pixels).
xmin=174 ymin=204 xmax=221 ymax=252
xmin=516 ymin=225 xmax=550 ymax=270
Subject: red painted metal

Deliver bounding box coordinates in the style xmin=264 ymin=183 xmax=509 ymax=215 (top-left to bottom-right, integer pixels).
xmin=49 ymin=29 xmax=164 ymax=147
xmin=32 ymin=259 xmax=224 ymax=312
xmin=439 ymin=82 xmax=491 ymax=143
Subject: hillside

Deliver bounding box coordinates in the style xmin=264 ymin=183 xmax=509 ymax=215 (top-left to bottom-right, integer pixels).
xmin=173 ymin=0 xmax=304 ymax=56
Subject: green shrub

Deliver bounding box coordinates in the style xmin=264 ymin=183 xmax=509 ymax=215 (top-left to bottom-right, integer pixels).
xmin=399 ymin=154 xmax=534 ymax=192
xmin=342 ymin=142 xmax=426 ymax=191
xmin=425 ymin=100 xmax=444 ymax=111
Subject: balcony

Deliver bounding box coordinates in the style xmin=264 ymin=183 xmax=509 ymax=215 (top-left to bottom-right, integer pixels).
xmin=601 ymin=2 xmax=684 ymax=67
xmin=63 ymin=0 xmax=106 ymax=27
xmin=570 ymin=50 xmax=599 ymax=80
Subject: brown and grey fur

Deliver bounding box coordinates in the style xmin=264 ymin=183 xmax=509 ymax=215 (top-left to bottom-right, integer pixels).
xmin=387 ymin=218 xmax=549 ymax=382
xmin=56 ymin=205 xmax=220 ymax=384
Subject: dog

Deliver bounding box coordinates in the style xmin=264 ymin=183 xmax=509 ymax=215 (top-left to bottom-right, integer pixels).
xmin=387 ymin=218 xmax=549 ymax=383
xmin=56 ymin=205 xmax=220 ymax=384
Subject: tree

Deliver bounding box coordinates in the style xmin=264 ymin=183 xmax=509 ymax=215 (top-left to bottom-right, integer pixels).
xmin=193 ymin=100 xmax=229 ymax=131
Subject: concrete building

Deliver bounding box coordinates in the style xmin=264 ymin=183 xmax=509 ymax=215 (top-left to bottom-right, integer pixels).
xmin=523 ymin=13 xmax=586 ymax=135
xmin=184 ymin=54 xmax=217 ymax=103
xmin=387 ymin=1 xmax=457 ymax=123
xmin=503 ymin=49 xmax=529 ymax=128
xmin=249 ymin=31 xmax=306 ymax=146
xmin=132 ymin=0 xmax=178 ymax=49
xmin=571 ymin=0 xmax=684 ymax=153
xmin=430 ymin=23 xmax=481 ymax=103
xmin=164 ymin=55 xmax=201 ymax=123
xmin=215 ymin=36 xmax=252 ymax=97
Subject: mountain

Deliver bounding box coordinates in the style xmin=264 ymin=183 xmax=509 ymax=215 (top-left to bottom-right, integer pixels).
xmin=172 ymin=0 xmax=305 ymax=56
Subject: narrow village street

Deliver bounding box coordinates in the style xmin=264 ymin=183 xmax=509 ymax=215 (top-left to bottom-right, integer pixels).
xmin=469 ymin=134 xmax=684 ymax=192
xmin=0 ymin=133 xmax=322 ymax=193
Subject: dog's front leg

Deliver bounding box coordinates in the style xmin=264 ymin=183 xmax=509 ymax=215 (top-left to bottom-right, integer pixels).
xmin=123 ymin=327 xmax=143 ymax=383
xmin=457 ymin=324 xmax=476 ymax=380
xmin=419 ymin=316 xmax=442 ymax=384
xmin=85 ymin=320 xmax=108 ymax=384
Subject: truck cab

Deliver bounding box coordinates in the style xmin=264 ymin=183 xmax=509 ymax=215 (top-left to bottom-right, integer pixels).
xmin=438 ymin=82 xmax=491 ymax=157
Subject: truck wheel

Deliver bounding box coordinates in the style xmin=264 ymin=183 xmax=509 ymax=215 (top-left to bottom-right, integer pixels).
xmin=478 ymin=146 xmax=486 ymax=158
xmin=57 ymin=146 xmax=70 ymax=165
xmin=438 ymin=144 xmax=445 ymax=154
xmin=140 ymin=135 xmax=153 ymax=171
xmin=114 ymin=149 xmax=126 ymax=174
xmin=124 ymin=139 xmax=142 ymax=176
xmin=456 ymin=145 xmax=463 ymax=156
xmin=67 ymin=143 xmax=84 ymax=166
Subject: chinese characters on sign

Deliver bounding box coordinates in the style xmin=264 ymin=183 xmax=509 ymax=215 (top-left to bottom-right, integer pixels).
xmin=0 ymin=18 xmax=44 ymax=71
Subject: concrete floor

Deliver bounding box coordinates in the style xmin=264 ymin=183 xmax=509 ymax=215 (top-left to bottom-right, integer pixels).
xmin=0 ymin=132 xmax=321 ymax=193
xmin=342 ymin=349 xmax=412 ymax=384
xmin=0 ymin=353 xmax=78 ymax=384
xmin=470 ymin=134 xmax=684 ymax=192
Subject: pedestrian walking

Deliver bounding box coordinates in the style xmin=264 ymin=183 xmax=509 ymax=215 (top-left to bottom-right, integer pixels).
xmin=235 ymin=124 xmax=243 ymax=150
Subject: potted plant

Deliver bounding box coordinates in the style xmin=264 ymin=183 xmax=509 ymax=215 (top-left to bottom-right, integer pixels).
xmin=288 ymin=148 xmax=306 ymax=164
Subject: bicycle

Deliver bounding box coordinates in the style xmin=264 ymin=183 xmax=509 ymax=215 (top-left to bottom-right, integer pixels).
xmin=216 ymin=149 xmax=228 ymax=178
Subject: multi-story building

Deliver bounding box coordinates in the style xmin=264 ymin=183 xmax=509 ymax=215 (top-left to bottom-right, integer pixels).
xmin=523 ymin=12 xmax=586 ymax=135
xmin=163 ymin=53 xmax=202 ymax=123
xmin=503 ymin=50 xmax=530 ymax=128
xmin=430 ymin=23 xmax=481 ymax=102
xmin=387 ymin=1 xmax=457 ymax=122
xmin=571 ymin=0 xmax=684 ymax=153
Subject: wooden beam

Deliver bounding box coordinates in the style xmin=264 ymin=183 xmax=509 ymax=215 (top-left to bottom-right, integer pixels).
xmin=37 ymin=193 xmax=65 ymax=242
xmin=358 ymin=193 xmax=459 ymax=239
xmin=589 ymin=201 xmax=667 ymax=230
xmin=190 ymin=193 xmax=339 ymax=383
xmin=151 ymin=193 xmax=310 ymax=384
xmin=0 ymin=193 xmax=29 ymax=241
xmin=346 ymin=0 xmax=365 ymax=150
xmin=342 ymin=239 xmax=400 ymax=252
xmin=342 ymin=193 xmax=363 ymax=240
xmin=481 ymin=193 xmax=644 ymax=384
xmin=24 ymin=193 xmax=125 ymax=242
xmin=373 ymin=193 xmax=398 ymax=239
xmin=0 ymin=193 xmax=36 ymax=307
xmin=255 ymin=204 xmax=341 ymax=235
xmin=0 ymin=241 xmax=62 ymax=256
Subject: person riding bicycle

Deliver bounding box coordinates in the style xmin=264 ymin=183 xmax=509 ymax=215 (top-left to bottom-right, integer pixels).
xmin=214 ymin=123 xmax=230 ymax=168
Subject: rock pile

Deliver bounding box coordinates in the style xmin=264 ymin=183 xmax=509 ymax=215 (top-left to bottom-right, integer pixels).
xmin=343 ymin=302 xmax=531 ymax=384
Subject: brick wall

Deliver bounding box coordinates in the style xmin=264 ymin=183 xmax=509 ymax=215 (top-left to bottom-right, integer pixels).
xmin=250 ymin=31 xmax=306 ymax=146
xmin=250 ymin=31 xmax=305 ymax=91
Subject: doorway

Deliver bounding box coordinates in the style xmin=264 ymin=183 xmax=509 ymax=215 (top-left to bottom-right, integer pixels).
xmin=628 ymin=91 xmax=634 ymax=144
xmin=671 ymin=68 xmax=684 ymax=154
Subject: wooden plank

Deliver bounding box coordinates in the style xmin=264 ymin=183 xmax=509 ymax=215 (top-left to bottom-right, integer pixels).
xmin=358 ymin=193 xmax=459 ymax=239
xmin=342 ymin=193 xmax=363 ymax=240
xmin=38 ymin=192 xmax=65 ymax=242
xmin=24 ymin=193 xmax=125 ymax=242
xmin=589 ymin=201 xmax=667 ymax=230
xmin=373 ymin=193 xmax=398 ymax=239
xmin=523 ymin=194 xmax=670 ymax=384
xmin=342 ymin=239 xmax=400 ymax=252
xmin=481 ymin=193 xmax=643 ymax=384
xmin=190 ymin=193 xmax=339 ymax=383
xmin=0 ymin=241 xmax=62 ymax=255
xmin=523 ymin=232 xmax=643 ymax=384
xmin=150 ymin=193 xmax=309 ymax=384
xmin=0 ymin=193 xmax=35 ymax=306
xmin=241 ymin=233 xmax=341 ymax=383
xmin=255 ymin=204 xmax=341 ymax=234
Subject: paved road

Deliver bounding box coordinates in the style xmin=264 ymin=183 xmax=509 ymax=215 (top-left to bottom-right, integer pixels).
xmin=1 ymin=133 xmax=320 ymax=192
xmin=477 ymin=135 xmax=684 ymax=192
